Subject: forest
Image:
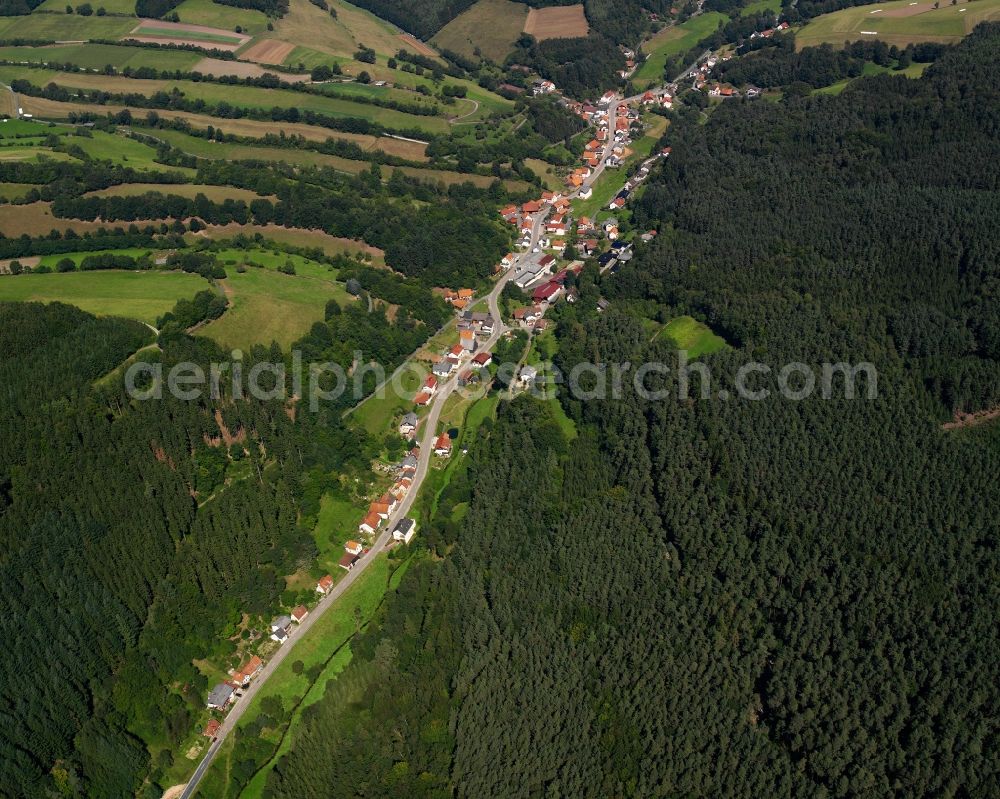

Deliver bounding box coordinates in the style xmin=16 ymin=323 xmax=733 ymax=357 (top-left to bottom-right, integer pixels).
xmin=262 ymin=25 xmax=1000 ymax=799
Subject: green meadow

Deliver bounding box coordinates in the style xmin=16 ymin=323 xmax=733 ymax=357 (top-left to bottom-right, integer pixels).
xmin=0 ymin=270 xmax=206 ymax=324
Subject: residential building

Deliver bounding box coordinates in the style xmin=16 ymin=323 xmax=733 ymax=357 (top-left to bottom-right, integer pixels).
xmin=360 ymin=511 xmax=381 ymax=534
xmin=291 ymin=605 xmax=309 ymax=623
xmin=399 ymin=411 xmax=418 ymax=436
xmin=203 ymin=719 xmax=221 ymax=738
xmin=232 ymin=655 xmax=263 ymax=686
xmin=207 ymin=683 xmax=234 ymax=710
xmin=344 ymin=540 xmax=364 ymax=555
xmin=316 ymin=574 xmax=334 ymax=594
xmin=392 ymin=518 xmax=417 ymax=544
xmin=519 ymin=365 xmax=538 ymax=387
xmin=473 ymin=351 xmax=493 ymax=368
xmin=339 ymin=552 xmax=360 ymax=571
xmin=432 ymin=360 xmax=453 ymax=378
xmin=434 ymin=433 xmax=452 ymax=457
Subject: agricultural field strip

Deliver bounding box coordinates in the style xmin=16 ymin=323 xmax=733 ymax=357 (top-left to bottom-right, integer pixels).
xmin=0 ymin=65 xmax=451 ymax=134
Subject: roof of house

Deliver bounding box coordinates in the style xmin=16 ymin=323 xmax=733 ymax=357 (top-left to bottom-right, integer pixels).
xmin=339 ymin=552 xmax=360 ymax=569
xmin=393 ymin=518 xmax=415 ymax=535
xmin=414 ymin=391 xmax=431 ymax=405
xmin=232 ymin=655 xmax=263 ymax=685
xmin=533 ymin=281 xmax=561 ymax=301
xmin=203 ymin=719 xmax=221 ymax=737
xmin=361 ymin=511 xmax=382 ymax=529
xmin=318 ymin=574 xmax=334 ymax=590
xmin=271 ymin=615 xmax=291 ymax=630
xmin=457 ymin=288 xmax=474 ymax=298
xmin=449 ymin=344 xmax=464 ymax=357
xmin=473 ymin=352 xmax=492 ymax=365
xmin=435 ymin=433 xmax=452 ymax=450
xmin=207 ymin=683 xmax=233 ymax=706
xmin=291 ymin=605 xmax=308 ymax=620
xmin=402 ymin=411 xmax=418 ymax=425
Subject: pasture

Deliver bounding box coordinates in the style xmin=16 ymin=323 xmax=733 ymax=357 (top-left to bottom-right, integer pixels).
xmin=431 ymin=0 xmax=528 ymax=62
xmin=171 ymin=0 xmax=271 ymax=35
xmin=0 ymin=182 xmax=35 ymax=200
xmin=13 ymin=96 xmax=430 ymax=159
xmin=796 ymin=0 xmax=1000 ymax=49
xmin=198 ymin=265 xmax=353 ymax=349
xmin=0 ymin=270 xmax=206 ymax=324
xmin=633 ymin=12 xmax=727 ymax=88
xmin=0 ymin=64 xmax=451 ymax=133
xmin=0 ymin=14 xmax=134 ymax=40
xmin=659 ymin=315 xmax=728 ymax=358
xmin=36 ymin=0 xmax=136 ymax=11
xmin=86 ymin=183 xmax=272 ymax=201
xmin=523 ymin=4 xmax=588 ymax=40
xmin=0 ymin=43 xmax=201 ymax=71
xmin=190 ymin=222 xmax=386 ymax=264
xmin=0 ymin=201 xmax=119 ymax=236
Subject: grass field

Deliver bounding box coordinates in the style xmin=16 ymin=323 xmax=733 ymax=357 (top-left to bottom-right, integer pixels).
xmin=0 ymin=14 xmax=134 ymax=40
xmin=146 ymin=126 xmax=523 ymax=188
xmin=36 ymin=0 xmax=137 ymax=13
xmin=173 ymin=0 xmax=271 ymax=34
xmin=523 ymin=4 xmax=588 ymax=40
xmin=659 ymin=315 xmax=728 ymax=358
xmin=16 ymin=96 xmax=431 ymax=159
xmin=741 ymin=0 xmax=781 ymax=15
xmin=0 ymin=201 xmax=121 ymax=236
xmin=633 ymin=12 xmax=727 ymax=88
xmin=0 ymin=42 xmax=201 ymax=71
xmin=796 ymin=0 xmax=1000 ymax=49
xmin=199 ymin=266 xmax=353 ymax=349
xmin=350 ymin=359 xmax=429 ymax=436
xmin=431 ymin=0 xmax=528 ymax=62
xmin=85 ymin=182 xmax=271 ymax=201
xmin=0 ymin=65 xmax=451 ymax=134
xmin=36 ymin=247 xmax=154 ymax=267
xmin=0 ymin=270 xmax=206 ymax=324
xmin=0 ymin=182 xmax=35 ymax=199
xmin=814 ymin=59 xmax=928 ymax=94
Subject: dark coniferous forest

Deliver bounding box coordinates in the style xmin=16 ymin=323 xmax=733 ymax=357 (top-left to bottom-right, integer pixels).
xmin=263 ymin=25 xmax=1000 ymax=799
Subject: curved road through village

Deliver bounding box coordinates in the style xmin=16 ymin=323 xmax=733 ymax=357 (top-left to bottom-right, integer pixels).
xmin=178 ymin=177 xmax=557 ymax=799
xmin=177 ymin=78 xmax=647 ymax=794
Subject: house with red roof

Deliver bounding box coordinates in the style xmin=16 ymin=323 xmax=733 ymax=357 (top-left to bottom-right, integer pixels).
xmin=434 ymin=434 xmax=452 ymax=457
xmin=316 ymin=574 xmax=334 ymax=594
xmin=359 ymin=511 xmax=381 ymax=535
xmin=533 ymin=281 xmax=562 ymax=304
xmin=232 ymin=655 xmax=263 ymax=686
xmin=473 ymin=351 xmax=492 ymax=368
xmin=291 ymin=605 xmax=309 ymax=623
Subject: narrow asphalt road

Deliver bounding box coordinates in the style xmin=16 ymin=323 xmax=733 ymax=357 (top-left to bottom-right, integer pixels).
xmin=178 ymin=202 xmax=551 ymax=799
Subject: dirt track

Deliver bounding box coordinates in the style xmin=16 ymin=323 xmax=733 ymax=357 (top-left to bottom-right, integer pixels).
xmin=398 ymin=33 xmax=438 ymax=58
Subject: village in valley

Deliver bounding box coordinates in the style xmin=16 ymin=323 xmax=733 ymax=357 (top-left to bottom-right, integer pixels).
xmin=191 ymin=65 xmax=682 ymax=741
